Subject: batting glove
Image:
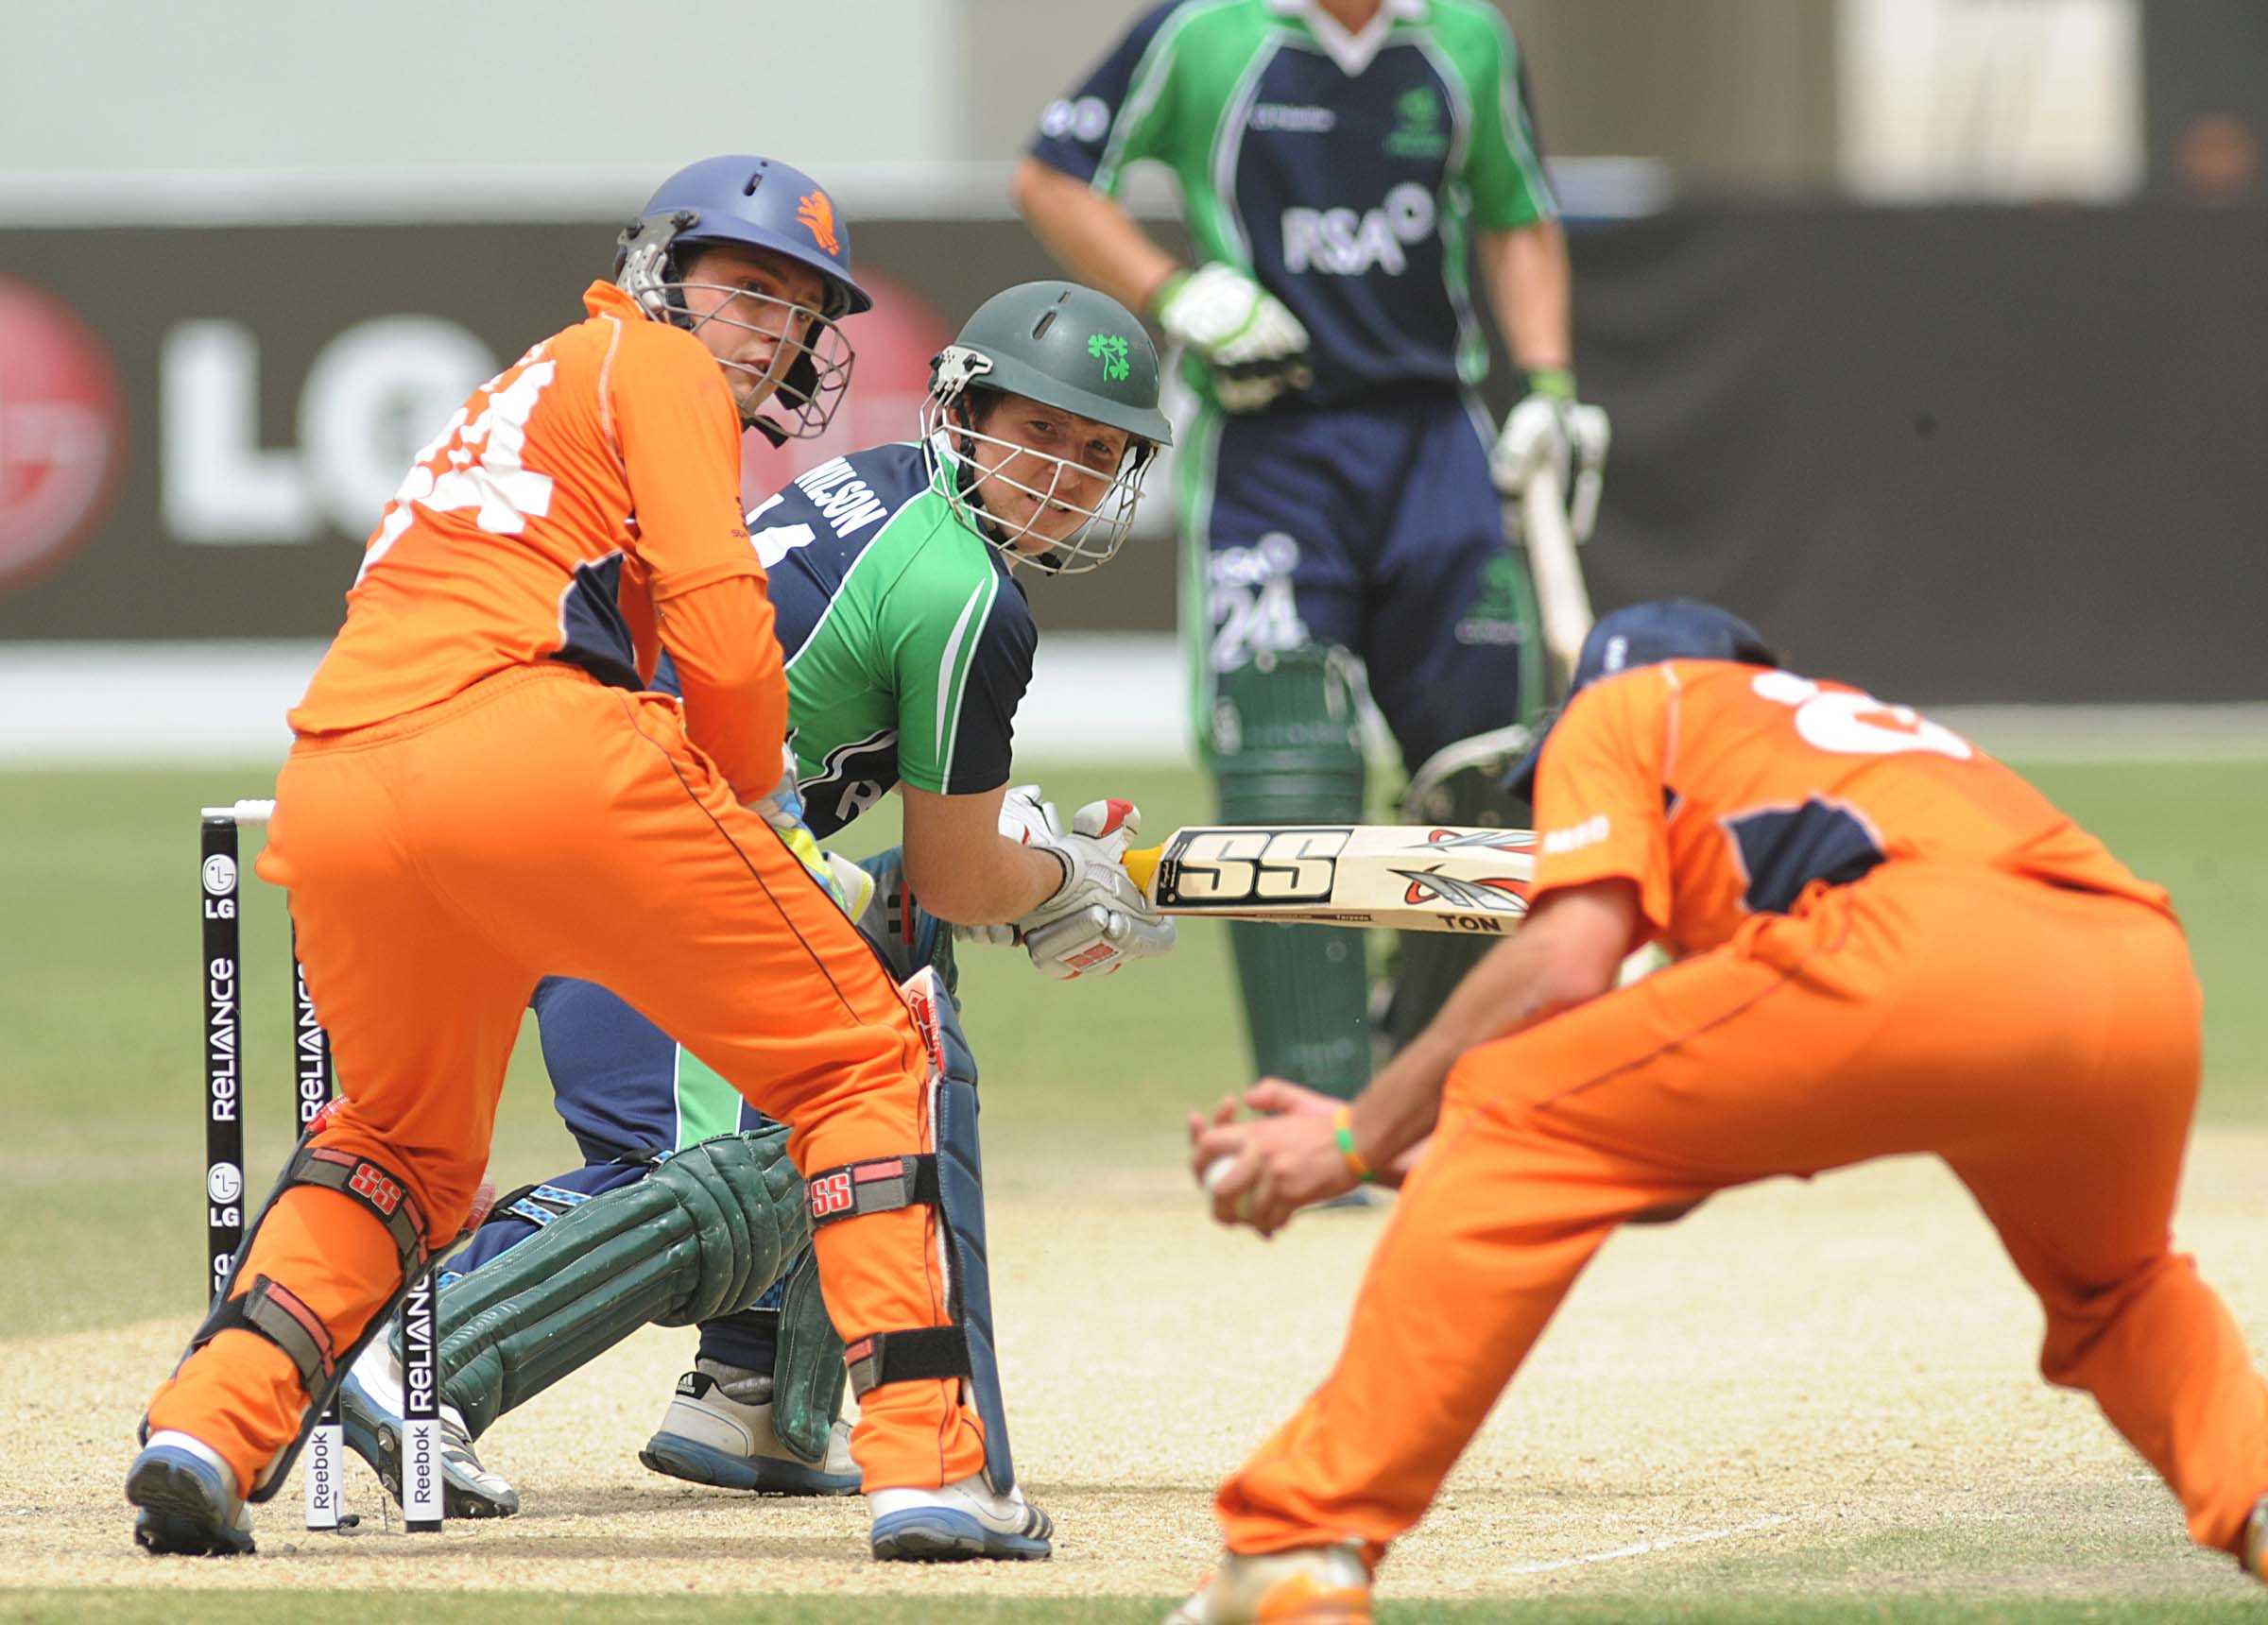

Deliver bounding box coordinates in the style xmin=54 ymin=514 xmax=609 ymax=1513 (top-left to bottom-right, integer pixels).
xmin=1490 ymin=370 xmax=1611 ymax=542
xmin=1010 ymin=794 xmax=1177 ymax=979
xmin=1156 ymin=263 xmax=1313 ymax=413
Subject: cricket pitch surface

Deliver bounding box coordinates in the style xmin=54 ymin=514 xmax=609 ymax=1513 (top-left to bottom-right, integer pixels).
xmin=7 ymin=1132 xmax=2263 ymax=1606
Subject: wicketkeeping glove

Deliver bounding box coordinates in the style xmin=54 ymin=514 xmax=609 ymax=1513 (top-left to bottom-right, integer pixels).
xmin=1155 ymin=263 xmax=1313 ymax=413
xmin=1489 ymin=369 xmax=1612 ymax=542
xmin=743 ymin=744 xmax=868 ymax=915
xmin=1003 ymin=788 xmax=1177 ymax=979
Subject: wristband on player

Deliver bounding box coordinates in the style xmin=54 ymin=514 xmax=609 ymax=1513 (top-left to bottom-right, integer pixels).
xmin=1332 ymin=1106 xmax=1375 ymax=1184
xmin=1148 ymin=269 xmax=1191 ymax=321
xmin=1524 ymin=366 xmax=1577 ymax=401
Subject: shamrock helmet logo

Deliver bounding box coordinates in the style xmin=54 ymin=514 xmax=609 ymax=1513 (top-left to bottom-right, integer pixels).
xmin=1088 ymin=333 xmax=1131 ymax=382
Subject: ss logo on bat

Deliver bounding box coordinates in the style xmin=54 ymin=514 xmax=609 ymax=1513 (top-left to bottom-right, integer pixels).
xmin=1160 ymin=829 xmax=1349 ymax=906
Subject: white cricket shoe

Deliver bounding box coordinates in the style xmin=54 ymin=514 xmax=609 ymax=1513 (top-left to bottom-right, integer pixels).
xmin=868 ymin=1472 xmax=1053 ymax=1561
xmin=1164 ymin=1546 xmax=1373 ymax=1624
xmin=337 ymin=1335 xmax=519 ymax=1517
xmin=640 ymin=1360 xmax=860 ymax=1495
xmin=2244 ymin=1494 xmax=2265 ymax=1583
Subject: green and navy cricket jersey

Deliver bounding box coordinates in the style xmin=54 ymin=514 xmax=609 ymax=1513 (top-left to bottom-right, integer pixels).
xmin=741 ymin=441 xmax=1036 ymax=836
xmin=1029 ymin=0 xmax=1556 ymax=407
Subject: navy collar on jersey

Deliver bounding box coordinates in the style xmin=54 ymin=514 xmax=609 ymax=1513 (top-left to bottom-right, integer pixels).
xmin=1264 ymin=0 xmax=1427 ymax=76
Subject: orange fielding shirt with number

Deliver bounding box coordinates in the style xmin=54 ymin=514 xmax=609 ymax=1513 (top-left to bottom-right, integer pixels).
xmin=290 ymin=282 xmax=786 ymax=796
xmin=1529 ymin=659 xmax=2172 ymax=959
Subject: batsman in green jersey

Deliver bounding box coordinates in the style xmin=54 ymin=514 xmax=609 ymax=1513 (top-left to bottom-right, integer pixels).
xmin=336 ymin=282 xmax=1178 ymax=1562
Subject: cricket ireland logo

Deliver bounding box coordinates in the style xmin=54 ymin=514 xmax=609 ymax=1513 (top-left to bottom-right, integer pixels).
xmin=1088 ymin=333 xmax=1131 ymax=382
xmin=1386 ymin=83 xmax=1447 ymax=159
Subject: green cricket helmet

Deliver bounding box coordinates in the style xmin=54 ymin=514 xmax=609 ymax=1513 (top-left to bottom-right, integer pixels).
xmin=920 ymin=281 xmax=1172 ymax=574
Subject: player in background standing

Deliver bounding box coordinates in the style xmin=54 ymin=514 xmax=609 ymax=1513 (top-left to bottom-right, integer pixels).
xmin=1017 ymin=0 xmax=1609 ymax=1102
xmin=1176 ymin=600 xmax=2268 ymax=1619
xmin=125 ymin=156 xmax=1078 ymax=1563
xmin=332 ymin=281 xmax=1178 ymax=1534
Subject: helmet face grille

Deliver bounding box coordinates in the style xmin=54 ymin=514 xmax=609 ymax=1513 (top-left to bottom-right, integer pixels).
xmin=670 ymin=280 xmax=856 ymax=439
xmin=918 ymin=385 xmax=1155 ymax=575
xmin=615 ymin=210 xmax=857 ymax=438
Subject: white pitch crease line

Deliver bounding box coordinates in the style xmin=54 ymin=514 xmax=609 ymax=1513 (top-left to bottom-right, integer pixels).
xmin=1503 ymin=1513 xmax=1797 ymax=1575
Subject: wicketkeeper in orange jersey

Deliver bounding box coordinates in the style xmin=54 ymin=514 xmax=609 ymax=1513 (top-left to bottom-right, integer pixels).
xmin=128 ymin=156 xmax=1060 ymax=1561
xmin=1175 ymin=599 xmax=2268 ymax=1622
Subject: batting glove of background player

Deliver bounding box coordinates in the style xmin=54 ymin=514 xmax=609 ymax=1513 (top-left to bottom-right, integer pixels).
xmin=1005 ymin=789 xmax=1177 ymax=979
xmin=1490 ymin=369 xmax=1612 ymax=542
xmin=1155 ymin=263 xmax=1313 ymax=413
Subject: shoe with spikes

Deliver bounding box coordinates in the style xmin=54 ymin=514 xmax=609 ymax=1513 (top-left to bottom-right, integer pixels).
xmin=1163 ymin=1545 xmax=1373 ymax=1624
xmin=127 ymin=1431 xmax=255 ymax=1557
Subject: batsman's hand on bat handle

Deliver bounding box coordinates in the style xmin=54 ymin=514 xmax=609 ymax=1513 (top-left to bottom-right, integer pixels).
xmin=1155 ymin=263 xmax=1313 ymax=413
xmin=1490 ymin=374 xmax=1611 ymax=543
xmin=1007 ymin=789 xmax=1177 ymax=978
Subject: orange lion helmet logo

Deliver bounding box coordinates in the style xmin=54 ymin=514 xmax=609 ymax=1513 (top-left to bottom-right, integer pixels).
xmin=796 ymin=190 xmax=840 ymax=256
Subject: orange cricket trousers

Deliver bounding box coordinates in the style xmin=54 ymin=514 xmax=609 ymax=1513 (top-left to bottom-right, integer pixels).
xmin=1217 ymin=860 xmax=2268 ymax=1566
xmin=145 ymin=664 xmax=986 ymax=1496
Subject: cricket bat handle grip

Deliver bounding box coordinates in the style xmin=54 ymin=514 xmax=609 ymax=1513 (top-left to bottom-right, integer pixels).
xmin=1123 ymin=844 xmax=1163 ymax=899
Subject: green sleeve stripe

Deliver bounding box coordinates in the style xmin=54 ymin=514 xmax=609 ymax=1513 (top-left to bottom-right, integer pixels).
xmin=932 ymin=568 xmax=998 ymax=785
xmin=1175 ymin=400 xmax=1226 ymax=750
xmin=1489 ymin=10 xmax=1557 ymax=221
xmin=1201 ymin=35 xmax=1281 ymax=269
xmin=1416 ymin=35 xmax=1475 ymax=184
xmin=1413 ymin=35 xmax=1487 ymax=382
xmin=1094 ymin=3 xmax=1207 ymax=197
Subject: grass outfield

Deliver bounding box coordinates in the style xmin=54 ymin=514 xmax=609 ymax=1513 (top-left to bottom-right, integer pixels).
xmin=2 ymin=759 xmax=2265 ymax=1342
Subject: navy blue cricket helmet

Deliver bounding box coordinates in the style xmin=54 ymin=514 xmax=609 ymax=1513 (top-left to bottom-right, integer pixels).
xmin=613 ymin=156 xmax=871 ymax=440
xmin=1503 ymin=599 xmax=1779 ymax=799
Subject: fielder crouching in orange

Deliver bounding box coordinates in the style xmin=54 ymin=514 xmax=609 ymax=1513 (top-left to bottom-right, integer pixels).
xmin=1176 ymin=599 xmax=2268 ymax=1622
xmin=129 ymin=155 xmax=1056 ymax=1561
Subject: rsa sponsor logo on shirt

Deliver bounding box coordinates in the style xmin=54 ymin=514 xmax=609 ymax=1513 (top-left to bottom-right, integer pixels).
xmin=1280 ymin=182 xmax=1437 ymax=276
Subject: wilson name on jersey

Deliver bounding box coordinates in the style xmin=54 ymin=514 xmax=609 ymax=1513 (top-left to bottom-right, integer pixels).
xmin=747 ymin=442 xmax=1037 ymax=837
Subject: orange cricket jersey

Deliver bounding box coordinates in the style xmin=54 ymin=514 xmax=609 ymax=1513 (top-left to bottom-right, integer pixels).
xmin=1529 ymin=660 xmax=2172 ymax=957
xmin=292 ymin=282 xmax=765 ymax=739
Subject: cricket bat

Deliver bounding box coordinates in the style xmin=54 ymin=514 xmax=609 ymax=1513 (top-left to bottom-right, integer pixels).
xmin=1512 ymin=458 xmax=1594 ymax=696
xmin=1120 ymin=824 xmax=1535 ymax=934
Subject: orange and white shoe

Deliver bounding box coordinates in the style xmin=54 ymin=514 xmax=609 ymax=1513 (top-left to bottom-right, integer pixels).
xmin=2243 ymin=1495 xmax=2265 ymax=1583
xmin=1163 ymin=1546 xmax=1372 ymax=1624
